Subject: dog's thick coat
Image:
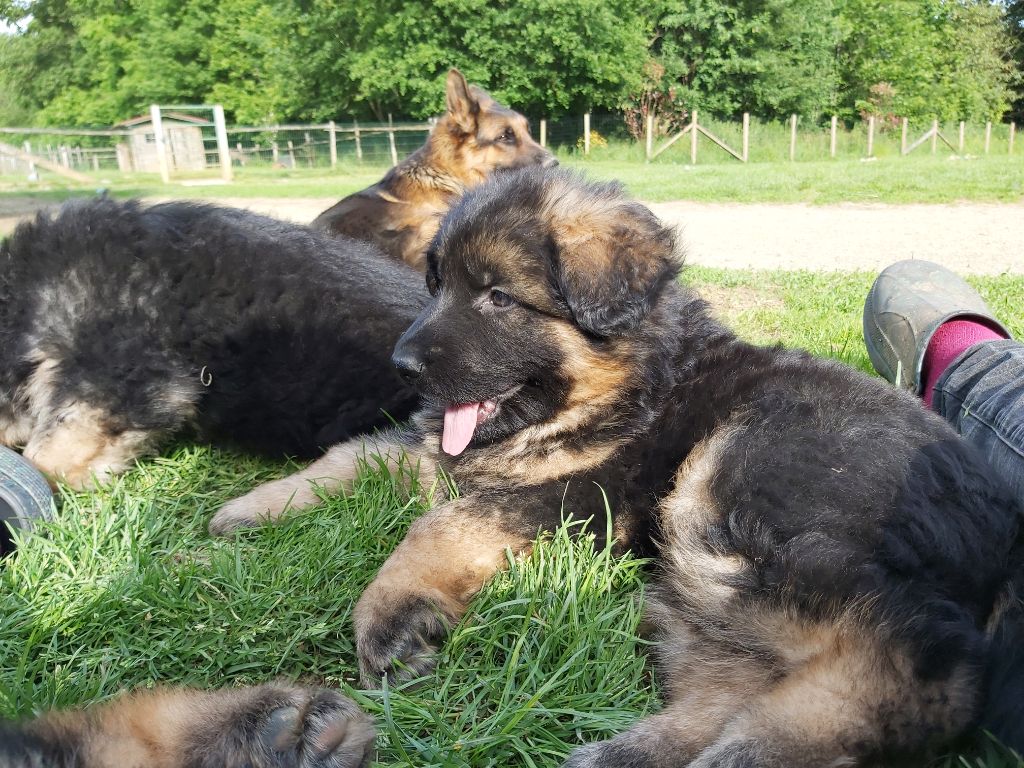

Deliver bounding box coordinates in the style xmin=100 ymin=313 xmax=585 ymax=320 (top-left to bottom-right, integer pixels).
xmin=312 ymin=69 xmax=554 ymax=270
xmin=0 ymin=683 xmax=374 ymax=768
xmin=218 ymin=168 xmax=1024 ymax=766
xmin=0 ymin=197 xmax=427 ymax=487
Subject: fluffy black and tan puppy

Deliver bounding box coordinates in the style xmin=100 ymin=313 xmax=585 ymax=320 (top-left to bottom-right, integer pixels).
xmin=0 ymin=197 xmax=427 ymax=488
xmin=213 ymin=168 xmax=1023 ymax=766
xmin=0 ymin=682 xmax=375 ymax=768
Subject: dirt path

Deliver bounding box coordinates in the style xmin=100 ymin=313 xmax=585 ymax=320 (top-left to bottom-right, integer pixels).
xmin=3 ymin=195 xmax=1022 ymax=274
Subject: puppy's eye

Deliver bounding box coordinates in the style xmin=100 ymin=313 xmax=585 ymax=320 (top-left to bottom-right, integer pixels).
xmin=499 ymin=128 xmax=516 ymax=144
xmin=426 ymin=271 xmax=441 ymax=296
xmin=489 ymin=288 xmax=514 ymax=308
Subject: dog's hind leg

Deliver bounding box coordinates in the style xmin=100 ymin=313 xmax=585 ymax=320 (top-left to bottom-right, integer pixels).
xmin=562 ymin=632 xmax=772 ymax=768
xmin=681 ymin=634 xmax=980 ymax=768
xmin=565 ymin=631 xmax=979 ymax=768
xmin=4 ymin=683 xmax=375 ymax=768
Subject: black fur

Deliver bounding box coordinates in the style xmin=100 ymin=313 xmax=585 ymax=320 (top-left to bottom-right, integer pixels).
xmin=0 ymin=197 xmax=428 ymax=469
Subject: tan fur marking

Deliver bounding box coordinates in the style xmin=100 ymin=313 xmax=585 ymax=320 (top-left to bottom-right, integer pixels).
xmin=0 ymin=409 xmax=32 ymax=447
xmin=354 ymin=496 xmax=531 ymax=628
xmin=210 ymin=429 xmax=434 ymax=535
xmin=692 ymin=629 xmax=978 ymax=767
xmin=453 ymin=322 xmax=633 ymax=487
xmin=658 ymin=425 xmax=749 ymax=617
xmin=25 ymin=684 xmax=375 ymax=768
xmin=22 ymin=405 xmax=156 ymax=490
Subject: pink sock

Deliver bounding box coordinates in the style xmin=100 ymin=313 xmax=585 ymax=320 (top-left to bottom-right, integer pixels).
xmin=922 ymin=319 xmax=1006 ymax=408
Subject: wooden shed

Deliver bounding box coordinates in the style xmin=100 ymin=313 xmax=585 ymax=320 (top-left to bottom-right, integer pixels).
xmin=116 ymin=112 xmax=209 ymax=173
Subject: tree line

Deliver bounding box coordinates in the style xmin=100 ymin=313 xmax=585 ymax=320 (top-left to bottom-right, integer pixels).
xmin=0 ymin=0 xmax=1022 ymax=129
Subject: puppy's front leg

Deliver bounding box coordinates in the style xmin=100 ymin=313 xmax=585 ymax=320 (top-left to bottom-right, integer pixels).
xmin=210 ymin=428 xmax=429 ymax=536
xmin=354 ymin=496 xmax=533 ymax=687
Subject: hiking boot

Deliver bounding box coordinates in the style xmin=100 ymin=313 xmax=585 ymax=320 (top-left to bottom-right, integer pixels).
xmin=863 ymin=260 xmax=1011 ymax=393
xmin=0 ymin=446 xmax=54 ymax=557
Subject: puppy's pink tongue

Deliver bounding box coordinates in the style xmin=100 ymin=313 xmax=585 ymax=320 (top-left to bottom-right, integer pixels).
xmin=442 ymin=402 xmax=481 ymax=456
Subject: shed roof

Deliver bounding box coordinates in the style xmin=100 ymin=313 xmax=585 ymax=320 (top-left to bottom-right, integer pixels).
xmin=117 ymin=112 xmax=211 ymax=128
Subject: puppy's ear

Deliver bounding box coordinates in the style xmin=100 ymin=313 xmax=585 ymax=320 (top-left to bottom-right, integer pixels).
xmin=550 ymin=196 xmax=679 ymax=337
xmin=445 ymin=69 xmax=479 ymax=134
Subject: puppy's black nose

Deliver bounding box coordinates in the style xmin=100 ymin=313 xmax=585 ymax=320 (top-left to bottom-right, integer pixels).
xmin=392 ymin=350 xmax=425 ymax=382
xmin=542 ymin=154 xmax=559 ymax=169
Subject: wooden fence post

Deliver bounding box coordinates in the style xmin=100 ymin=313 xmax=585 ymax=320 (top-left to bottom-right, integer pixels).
xmin=830 ymin=115 xmax=837 ymax=158
xmin=303 ymin=132 xmax=313 ymax=168
xmin=958 ymin=121 xmax=965 ymax=154
xmin=645 ymin=113 xmax=654 ymax=160
xmin=984 ymin=122 xmax=991 ymax=155
xmin=287 ymin=140 xmax=296 ymax=168
xmin=23 ymin=141 xmax=36 ymax=178
xmin=150 ymin=104 xmax=171 ymax=183
xmin=584 ymin=113 xmax=591 ymax=155
xmin=271 ymin=142 xmax=279 ymax=165
xmin=353 ymin=120 xmax=363 ymax=161
xmin=328 ymin=120 xmax=337 ymax=168
xmin=236 ymin=142 xmax=244 ymax=166
xmin=789 ymin=114 xmax=797 ymax=161
xmin=212 ymin=104 xmax=232 ymax=181
xmin=867 ymin=115 xmax=875 ymax=157
xmin=901 ymin=118 xmax=908 ymax=155
xmin=742 ymin=112 xmax=750 ymax=162
xmin=931 ymin=120 xmax=938 ymax=155
xmin=540 ymin=118 xmax=547 ymax=149
xmin=1010 ymin=122 xmax=1016 ymax=156
xmin=387 ymin=113 xmax=398 ymax=166
xmin=690 ymin=109 xmax=698 ymax=164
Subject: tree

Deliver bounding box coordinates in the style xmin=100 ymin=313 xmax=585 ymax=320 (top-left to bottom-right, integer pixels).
xmin=1006 ymin=0 xmax=1024 ymax=120
xmin=646 ymin=0 xmax=842 ymax=121
xmin=837 ymin=0 xmax=1016 ymax=121
xmin=333 ymin=0 xmax=651 ymax=118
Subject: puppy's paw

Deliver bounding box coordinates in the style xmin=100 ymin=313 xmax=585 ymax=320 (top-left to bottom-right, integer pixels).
xmin=209 ymin=478 xmax=317 ymax=536
xmin=254 ymin=688 xmax=376 ymax=768
xmin=355 ymin=594 xmax=450 ymax=688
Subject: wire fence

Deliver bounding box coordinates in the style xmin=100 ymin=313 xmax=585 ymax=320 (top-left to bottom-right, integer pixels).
xmin=0 ymin=106 xmax=1018 ymax=183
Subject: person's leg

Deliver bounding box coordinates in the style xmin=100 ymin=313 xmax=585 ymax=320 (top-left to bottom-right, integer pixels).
xmin=932 ymin=340 xmax=1024 ymax=502
xmin=864 ymin=260 xmax=1024 ymax=501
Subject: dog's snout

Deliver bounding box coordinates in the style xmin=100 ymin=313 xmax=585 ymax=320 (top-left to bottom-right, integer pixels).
xmin=392 ymin=349 xmax=426 ymax=382
xmin=541 ymin=154 xmax=559 ymax=169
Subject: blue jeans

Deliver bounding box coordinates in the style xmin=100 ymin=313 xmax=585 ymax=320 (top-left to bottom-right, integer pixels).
xmin=933 ymin=339 xmax=1024 ymax=505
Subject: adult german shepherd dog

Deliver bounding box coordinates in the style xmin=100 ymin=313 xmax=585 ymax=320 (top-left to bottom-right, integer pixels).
xmin=0 ymin=196 xmax=426 ymax=488
xmin=215 ymin=168 xmax=1024 ymax=766
xmin=311 ymin=69 xmax=556 ymax=271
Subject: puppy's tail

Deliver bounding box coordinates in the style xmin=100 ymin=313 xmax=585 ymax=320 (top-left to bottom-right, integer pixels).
xmin=982 ymin=569 xmax=1024 ymax=757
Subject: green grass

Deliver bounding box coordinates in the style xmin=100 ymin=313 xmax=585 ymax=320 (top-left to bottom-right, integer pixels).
xmin=2 ymin=268 xmax=1023 ymax=766
xmin=2 ymin=150 xmax=1023 ymax=214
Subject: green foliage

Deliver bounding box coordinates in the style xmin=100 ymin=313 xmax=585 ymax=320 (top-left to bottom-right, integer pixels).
xmin=648 ymin=0 xmax=843 ymax=119
xmin=0 ymin=0 xmax=1020 ymax=126
xmin=837 ymin=0 xmax=1017 ymax=122
xmin=335 ymin=0 xmax=650 ymax=118
xmin=1007 ymin=0 xmax=1024 ymax=120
